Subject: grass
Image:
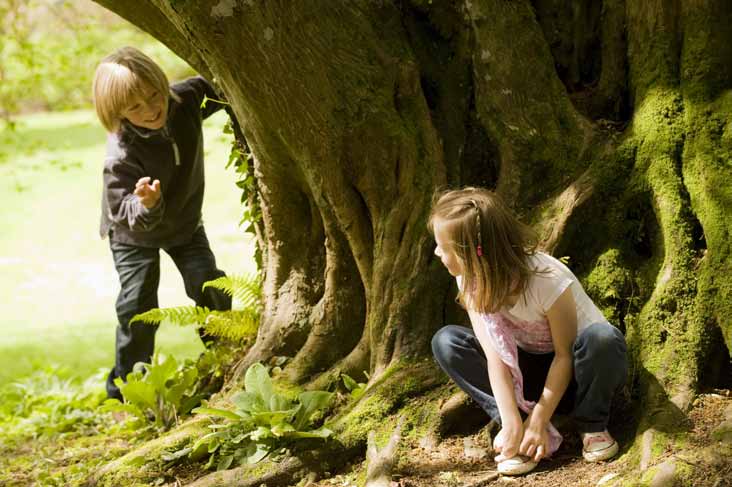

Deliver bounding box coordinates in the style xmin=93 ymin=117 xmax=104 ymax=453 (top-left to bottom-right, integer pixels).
xmin=0 ymin=108 xmax=256 ymax=388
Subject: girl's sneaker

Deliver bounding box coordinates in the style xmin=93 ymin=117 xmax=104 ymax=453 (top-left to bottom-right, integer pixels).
xmin=582 ymin=430 xmax=619 ymax=462
xmin=497 ymin=455 xmax=538 ymax=476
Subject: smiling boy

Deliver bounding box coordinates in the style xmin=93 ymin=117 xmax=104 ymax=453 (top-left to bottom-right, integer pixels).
xmin=93 ymin=47 xmax=231 ymax=400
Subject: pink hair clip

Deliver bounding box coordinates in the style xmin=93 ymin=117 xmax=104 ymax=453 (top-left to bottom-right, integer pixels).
xmin=477 ymin=245 xmax=483 ymax=257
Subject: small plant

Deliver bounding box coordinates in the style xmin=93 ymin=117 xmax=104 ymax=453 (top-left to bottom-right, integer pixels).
xmin=341 ymin=371 xmax=369 ymax=400
xmin=0 ymin=367 xmax=108 ymax=441
xmin=189 ymin=363 xmax=333 ymax=470
xmin=130 ymin=274 xmax=262 ymax=342
xmin=105 ymin=353 xmax=202 ymax=431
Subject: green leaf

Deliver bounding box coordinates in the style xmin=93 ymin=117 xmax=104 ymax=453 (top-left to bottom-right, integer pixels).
xmin=246 ymin=443 xmax=270 ymax=464
xmin=341 ymin=374 xmax=358 ymax=392
xmin=271 ymin=422 xmax=295 ymax=437
xmin=293 ymin=391 xmax=333 ymax=430
xmin=288 ymin=427 xmax=333 ymax=439
xmin=217 ymin=454 xmax=234 ymax=471
xmin=249 ymin=426 xmax=273 ymax=441
xmin=161 ymin=447 xmax=192 ymax=463
xmin=147 ymin=354 xmax=178 ymax=392
xmin=119 ymin=381 xmax=157 ymax=411
xmin=244 ymin=363 xmax=273 ymax=405
xmin=269 ymin=394 xmax=294 ymax=413
xmin=251 ymin=410 xmax=292 ymax=427
xmin=231 ymin=391 xmax=266 ymax=413
xmin=191 ymin=431 xmax=223 ymax=453
xmin=192 ymin=407 xmax=242 ymax=421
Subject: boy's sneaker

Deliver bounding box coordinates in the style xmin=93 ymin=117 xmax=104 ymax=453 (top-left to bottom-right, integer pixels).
xmin=497 ymin=455 xmax=538 ymax=476
xmin=582 ymin=430 xmax=619 ymax=462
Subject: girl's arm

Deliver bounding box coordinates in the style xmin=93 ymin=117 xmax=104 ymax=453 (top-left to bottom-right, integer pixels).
xmin=467 ymin=309 xmax=524 ymax=459
xmin=520 ymin=286 xmax=577 ymax=460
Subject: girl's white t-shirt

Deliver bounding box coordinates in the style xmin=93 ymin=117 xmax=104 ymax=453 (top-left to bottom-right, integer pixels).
xmin=458 ymin=252 xmax=607 ymax=334
xmin=501 ymin=252 xmax=606 ymax=332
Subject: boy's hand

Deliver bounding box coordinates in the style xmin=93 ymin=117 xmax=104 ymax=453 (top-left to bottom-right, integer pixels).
xmin=134 ymin=177 xmax=161 ymax=209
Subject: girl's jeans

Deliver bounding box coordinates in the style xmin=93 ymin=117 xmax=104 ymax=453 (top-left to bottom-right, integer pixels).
xmin=431 ymin=322 xmax=628 ymax=433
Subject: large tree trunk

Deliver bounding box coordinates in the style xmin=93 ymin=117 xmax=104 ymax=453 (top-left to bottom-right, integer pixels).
xmin=92 ymin=0 xmax=731 ymax=484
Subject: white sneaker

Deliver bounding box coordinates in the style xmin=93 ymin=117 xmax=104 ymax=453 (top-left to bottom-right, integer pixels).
xmin=497 ymin=455 xmax=538 ymax=475
xmin=582 ymin=430 xmax=619 ymax=462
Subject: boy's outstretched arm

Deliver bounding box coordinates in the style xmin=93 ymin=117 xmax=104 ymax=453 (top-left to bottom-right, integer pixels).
xmin=188 ymin=76 xmax=226 ymax=120
xmin=104 ymin=158 xmax=165 ymax=232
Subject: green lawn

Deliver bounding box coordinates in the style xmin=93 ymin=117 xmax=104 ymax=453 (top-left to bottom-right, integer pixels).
xmin=0 ymin=109 xmax=256 ymax=387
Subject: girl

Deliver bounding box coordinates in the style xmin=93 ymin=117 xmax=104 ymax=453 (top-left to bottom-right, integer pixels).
xmin=429 ymin=187 xmax=628 ymax=476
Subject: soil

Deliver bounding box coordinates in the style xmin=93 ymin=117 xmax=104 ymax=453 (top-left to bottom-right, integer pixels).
xmin=2 ymin=391 xmax=729 ymax=486
xmin=311 ymin=389 xmax=732 ymax=487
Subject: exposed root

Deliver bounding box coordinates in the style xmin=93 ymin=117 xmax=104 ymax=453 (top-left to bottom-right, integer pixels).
xmin=365 ymin=416 xmax=405 ymax=487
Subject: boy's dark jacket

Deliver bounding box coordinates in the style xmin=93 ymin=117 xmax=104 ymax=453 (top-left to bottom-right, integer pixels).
xmin=100 ymin=77 xmax=222 ymax=248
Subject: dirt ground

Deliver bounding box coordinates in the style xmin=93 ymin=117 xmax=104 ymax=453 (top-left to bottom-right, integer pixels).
xmin=313 ymin=389 xmax=732 ymax=487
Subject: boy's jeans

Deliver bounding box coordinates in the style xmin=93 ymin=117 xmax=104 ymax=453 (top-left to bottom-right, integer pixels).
xmin=106 ymin=225 xmax=231 ymax=400
xmin=431 ymin=322 xmax=628 ymax=433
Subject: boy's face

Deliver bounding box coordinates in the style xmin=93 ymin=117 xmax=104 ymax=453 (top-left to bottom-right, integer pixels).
xmin=121 ymin=82 xmax=167 ymax=130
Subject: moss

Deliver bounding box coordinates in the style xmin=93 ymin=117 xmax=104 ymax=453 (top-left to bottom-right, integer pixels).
xmin=331 ymin=358 xmax=442 ymax=449
xmin=95 ymin=419 xmax=209 ymax=486
xmin=584 ymin=248 xmax=636 ymax=325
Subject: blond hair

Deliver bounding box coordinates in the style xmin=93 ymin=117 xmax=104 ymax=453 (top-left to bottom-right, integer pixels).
xmin=428 ymin=187 xmax=539 ymax=314
xmin=92 ymin=46 xmax=177 ymax=133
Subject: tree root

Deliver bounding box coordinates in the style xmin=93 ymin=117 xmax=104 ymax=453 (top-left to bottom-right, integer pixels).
xmin=365 ymin=416 xmax=405 ymax=487
xmin=185 ymin=443 xmax=361 ymax=487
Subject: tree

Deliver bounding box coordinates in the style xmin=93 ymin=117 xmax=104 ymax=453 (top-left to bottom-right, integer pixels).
xmin=90 ymin=1 xmax=732 ymax=485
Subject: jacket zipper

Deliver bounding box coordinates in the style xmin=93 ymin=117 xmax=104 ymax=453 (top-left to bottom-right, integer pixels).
xmin=163 ymin=126 xmax=180 ymax=166
xmin=172 ymin=140 xmax=180 ymax=166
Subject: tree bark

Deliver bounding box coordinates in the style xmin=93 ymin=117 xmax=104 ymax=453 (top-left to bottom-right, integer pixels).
xmin=91 ymin=0 xmax=732 ymax=484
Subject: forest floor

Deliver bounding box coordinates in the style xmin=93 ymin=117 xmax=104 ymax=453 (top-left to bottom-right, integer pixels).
xmin=309 ymin=389 xmax=732 ymax=487
xmin=5 ymin=388 xmax=727 ymax=486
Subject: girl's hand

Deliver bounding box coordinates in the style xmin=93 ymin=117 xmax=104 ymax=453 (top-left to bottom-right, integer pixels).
xmin=134 ymin=177 xmax=161 ymax=209
xmin=519 ymin=415 xmax=549 ymax=462
xmin=493 ymin=419 xmax=524 ymax=461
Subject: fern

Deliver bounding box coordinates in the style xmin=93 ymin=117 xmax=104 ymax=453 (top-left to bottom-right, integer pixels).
xmin=203 ymin=310 xmax=259 ymax=341
xmin=129 ymin=274 xmax=263 ymax=342
xmin=203 ymin=274 xmax=261 ymax=310
xmin=132 ymin=306 xmax=212 ymax=326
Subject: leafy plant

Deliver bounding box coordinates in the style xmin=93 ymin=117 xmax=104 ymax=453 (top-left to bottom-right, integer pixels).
xmin=130 ymin=274 xmax=262 ymax=343
xmin=341 ymin=371 xmax=369 ymax=400
xmin=105 ymin=353 xmax=202 ymax=431
xmin=189 ymin=363 xmax=333 ymax=470
xmin=0 ymin=367 xmax=108 ymax=442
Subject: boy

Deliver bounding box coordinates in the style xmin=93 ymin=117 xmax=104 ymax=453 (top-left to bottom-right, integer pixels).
xmin=92 ymin=46 xmax=231 ymax=400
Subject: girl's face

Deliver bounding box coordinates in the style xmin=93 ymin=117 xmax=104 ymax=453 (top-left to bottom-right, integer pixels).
xmin=122 ymin=82 xmax=167 ymax=130
xmin=433 ymin=221 xmax=463 ymax=277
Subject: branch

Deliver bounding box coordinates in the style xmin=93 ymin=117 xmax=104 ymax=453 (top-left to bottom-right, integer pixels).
xmin=91 ymin=0 xmax=209 ymax=76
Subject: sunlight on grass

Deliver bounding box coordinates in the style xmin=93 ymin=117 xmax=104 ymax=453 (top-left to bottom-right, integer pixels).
xmin=0 ymin=109 xmax=256 ymax=387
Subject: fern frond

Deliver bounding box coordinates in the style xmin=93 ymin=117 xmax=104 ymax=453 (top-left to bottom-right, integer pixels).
xmin=202 ymin=309 xmax=260 ymax=342
xmin=203 ymin=274 xmax=261 ymax=310
xmin=131 ymin=306 xmax=211 ymax=326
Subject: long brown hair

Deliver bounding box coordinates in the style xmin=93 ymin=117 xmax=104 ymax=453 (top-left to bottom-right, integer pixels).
xmin=428 ymin=187 xmax=539 ymax=314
